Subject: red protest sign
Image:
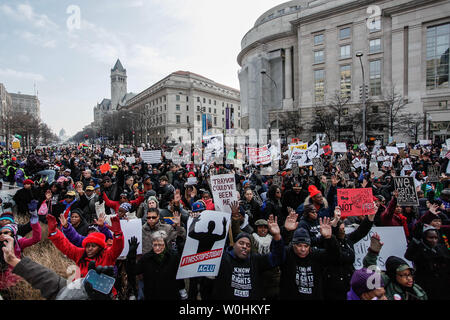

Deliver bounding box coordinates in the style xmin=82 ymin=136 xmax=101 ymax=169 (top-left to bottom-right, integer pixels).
xmin=337 ymin=188 xmax=375 ymax=217
xmin=100 ymin=163 xmax=111 ymax=174
xmin=323 ymin=145 xmax=332 ymax=156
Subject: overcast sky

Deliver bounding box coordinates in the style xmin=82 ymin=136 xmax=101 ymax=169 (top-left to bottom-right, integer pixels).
xmin=0 ymin=0 xmax=286 ymax=137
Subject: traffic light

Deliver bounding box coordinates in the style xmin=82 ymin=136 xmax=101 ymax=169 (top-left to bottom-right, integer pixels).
xmin=359 ymin=85 xmax=369 ymax=100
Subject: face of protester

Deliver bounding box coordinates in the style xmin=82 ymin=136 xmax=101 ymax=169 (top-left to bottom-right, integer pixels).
xmin=148 ymin=200 xmax=157 ymax=209
xmin=430 ymin=219 xmax=442 ymax=229
xmin=160 ymin=180 xmax=167 ymax=187
xmin=395 ymin=206 xmax=403 ymax=215
xmin=85 ymin=189 xmax=94 ymax=197
xmin=293 ymin=186 xmax=302 ymax=194
xmin=51 ymin=185 xmax=58 ymax=193
xmin=244 ymin=189 xmax=253 ymax=202
xmin=361 ymin=288 xmax=387 ymax=300
xmin=118 ymin=208 xmax=128 ymax=219
xmin=85 ymin=243 xmax=102 ymax=258
xmin=126 ymin=177 xmax=134 ymax=186
xmin=147 ymin=212 xmax=159 ymax=228
xmin=256 ymin=225 xmax=269 ymax=237
xmin=24 ymin=183 xmax=32 ymax=189
xmin=307 ymin=207 xmax=318 ymax=221
xmin=312 ymin=193 xmax=323 ymax=205
xmin=337 ymin=223 xmax=346 ymax=239
xmin=71 ymin=212 xmax=81 ymax=227
xmin=424 ymin=230 xmax=439 ymax=248
xmin=119 ymin=195 xmax=128 ymax=204
xmin=234 ymin=237 xmax=251 ymax=260
xmin=396 ymin=269 xmax=414 ymax=288
xmin=83 ymin=171 xmax=91 ymax=179
xmin=275 ymin=188 xmax=282 ymax=199
xmin=293 ymin=243 xmax=310 ymax=259
xmin=103 ymin=180 xmax=112 ymax=188
xmin=152 ymin=239 xmax=165 ymax=255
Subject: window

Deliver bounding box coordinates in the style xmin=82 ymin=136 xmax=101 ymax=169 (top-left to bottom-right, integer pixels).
xmin=186 ymin=96 xmax=189 ymax=102
xmin=372 ymin=105 xmax=379 ymax=113
xmin=314 ymin=34 xmax=324 ymax=45
xmin=214 ymin=109 xmax=217 ymax=114
xmin=176 ymin=115 xmax=180 ymax=124
xmin=209 ymin=99 xmax=211 ymax=104
xmin=368 ymin=17 xmax=381 ymax=32
xmin=176 ymin=104 xmax=180 ymax=111
xmin=197 ymin=115 xmax=201 ymax=121
xmin=426 ymin=23 xmax=449 ymax=90
xmin=314 ymin=69 xmax=325 ymax=102
xmin=278 ymin=9 xmax=285 ymax=15
xmin=209 ymin=108 xmax=211 ymax=113
xmin=369 ymin=60 xmax=382 ymax=96
xmin=203 ymin=98 xmax=206 ymax=103
xmin=214 ymin=117 xmax=217 ymax=126
xmin=340 ymin=45 xmax=351 ymax=59
xmin=339 ymin=27 xmax=351 ymax=40
xmin=314 ymin=50 xmax=324 ymax=63
xmin=176 ymin=95 xmax=180 ymax=101
xmin=187 ymin=115 xmax=190 ymax=123
xmin=369 ymin=39 xmax=381 ymax=53
xmin=214 ymin=100 xmax=216 ymax=105
xmin=197 ymin=106 xmax=200 ymax=111
xmin=340 ymin=65 xmax=352 ymax=99
xmin=186 ymin=105 xmax=189 ymax=111
xmin=197 ymin=97 xmax=200 ymax=102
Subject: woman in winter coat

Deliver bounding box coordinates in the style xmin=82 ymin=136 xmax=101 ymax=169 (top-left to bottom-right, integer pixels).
xmin=405 ymin=225 xmax=450 ymax=300
xmin=239 ymin=187 xmax=262 ymax=228
xmin=67 ymin=208 xmax=89 ymax=236
xmin=324 ymin=206 xmax=376 ymax=300
xmin=263 ymin=185 xmax=283 ymax=224
xmin=381 ymin=190 xmax=411 ymax=239
xmin=46 ymin=214 xmax=124 ymax=278
xmin=0 ymin=200 xmax=42 ymax=293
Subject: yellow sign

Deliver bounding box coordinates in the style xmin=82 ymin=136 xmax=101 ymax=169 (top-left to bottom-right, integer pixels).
xmin=12 ymin=141 xmax=20 ymax=150
xmin=289 ymin=143 xmax=308 ymax=151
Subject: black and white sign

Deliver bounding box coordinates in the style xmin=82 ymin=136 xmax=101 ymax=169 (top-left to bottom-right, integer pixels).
xmin=394 ymin=176 xmax=419 ymax=206
xmin=427 ymin=165 xmax=441 ymax=183
xmin=140 ymin=150 xmax=162 ymax=164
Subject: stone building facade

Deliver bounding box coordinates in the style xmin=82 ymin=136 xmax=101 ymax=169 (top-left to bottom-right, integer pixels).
xmin=10 ymin=92 xmax=40 ymax=120
xmin=238 ymin=0 xmax=450 ymax=144
xmin=0 ymin=83 xmax=12 ymax=144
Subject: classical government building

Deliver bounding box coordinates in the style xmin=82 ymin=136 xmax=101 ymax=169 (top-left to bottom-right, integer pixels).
xmin=238 ymin=0 xmax=450 ymax=143
xmin=93 ymin=60 xmax=241 ymax=145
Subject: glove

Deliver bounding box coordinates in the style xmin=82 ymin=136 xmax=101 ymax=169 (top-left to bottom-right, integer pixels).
xmin=46 ymin=214 xmax=58 ymax=234
xmin=3 ymin=202 xmax=12 ymax=209
xmin=128 ymin=236 xmax=140 ymax=253
xmin=106 ymin=215 xmax=122 ymax=234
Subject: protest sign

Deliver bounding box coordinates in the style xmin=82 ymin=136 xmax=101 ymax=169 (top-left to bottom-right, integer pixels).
xmin=119 ymin=219 xmax=142 ymax=259
xmin=104 ymin=148 xmax=114 ymax=157
xmin=164 ymin=151 xmax=172 ymax=160
xmin=137 ymin=147 xmax=143 ymax=153
xmin=394 ymin=176 xmax=419 ymax=206
xmin=323 ymin=145 xmax=332 ymax=156
xmin=352 ymin=158 xmax=361 ymax=169
xmin=99 ymin=163 xmax=111 ymax=174
xmin=386 ymin=146 xmax=399 ymax=154
xmin=396 ymin=143 xmax=406 ymax=149
xmin=273 ymin=175 xmax=283 ymax=187
xmin=186 ymin=177 xmax=198 ymax=185
xmin=289 ymin=143 xmax=308 ymax=152
xmin=402 ymin=158 xmax=413 ymax=171
xmin=369 ymin=162 xmax=383 ymax=178
xmin=332 ymin=142 xmax=347 ymax=153
xmin=446 ymin=138 xmax=450 ymax=150
xmin=12 ymin=139 xmax=20 ymax=150
xmin=346 ymin=226 xmax=412 ymax=270
xmin=120 ymin=148 xmax=133 ymax=154
xmin=210 ymin=174 xmax=238 ymax=213
xmin=176 ymin=211 xmax=231 ymax=279
xmin=125 ymin=156 xmax=136 ymax=164
xmin=204 ymin=134 xmax=224 ymax=164
xmin=359 ymin=143 xmax=368 ymax=151
xmin=291 ymin=162 xmax=299 ymax=175
xmin=427 ymin=165 xmax=440 ymax=183
xmin=140 ymin=150 xmax=162 ymax=164
xmin=338 ymin=159 xmax=352 ymax=173
xmin=312 ymin=158 xmax=325 ymax=176
xmin=419 ymin=140 xmax=431 ymax=145
xmin=337 ymin=188 xmax=375 ymax=217
xmin=247 ymin=145 xmax=271 ymax=165
xmin=410 ymin=149 xmax=421 ymax=157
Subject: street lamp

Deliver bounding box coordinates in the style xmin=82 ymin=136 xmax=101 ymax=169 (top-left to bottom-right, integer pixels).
xmin=356 ymin=51 xmax=366 ymax=143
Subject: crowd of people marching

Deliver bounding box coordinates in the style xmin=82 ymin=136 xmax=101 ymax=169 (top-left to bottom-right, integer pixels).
xmin=0 ymin=138 xmax=449 ymax=301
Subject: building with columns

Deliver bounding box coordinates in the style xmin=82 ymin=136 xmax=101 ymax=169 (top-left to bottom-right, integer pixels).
xmin=238 ymin=0 xmax=450 ymax=144
xmin=10 ymin=92 xmax=40 ymax=120
xmin=124 ymin=71 xmax=241 ymax=145
xmin=0 ymin=83 xmax=12 ymax=144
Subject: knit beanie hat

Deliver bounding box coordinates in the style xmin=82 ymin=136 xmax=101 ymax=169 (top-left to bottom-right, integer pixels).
xmin=0 ymin=212 xmax=15 ymax=224
xmin=350 ymin=268 xmax=385 ymax=297
xmin=187 ymin=171 xmax=196 ymax=178
xmin=0 ymin=224 xmax=18 ymax=237
xmin=147 ymin=196 xmax=159 ymax=206
xmin=308 ymin=185 xmax=321 ymax=198
xmin=192 ymin=200 xmax=206 ymax=212
xmin=119 ymin=202 xmax=132 ymax=212
xmin=235 ymin=232 xmax=251 ymax=243
xmin=385 ymin=256 xmax=413 ymax=281
xmin=82 ymin=232 xmax=106 ymax=249
xmin=421 ymin=212 xmax=443 ymax=225
xmin=23 ymin=179 xmax=34 ymax=185
xmin=145 ymin=190 xmax=157 ymax=199
xmin=292 ymin=228 xmax=311 ymax=245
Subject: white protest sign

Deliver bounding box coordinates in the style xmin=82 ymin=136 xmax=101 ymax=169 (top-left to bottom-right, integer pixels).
xmin=119 ymin=218 xmax=143 ymax=258
xmin=352 ymin=158 xmax=361 ymax=169
xmin=396 ymin=143 xmax=406 ymax=149
xmin=332 ymin=142 xmax=347 ymax=153
xmin=419 ymin=140 xmax=431 ymax=145
xmin=140 ymin=150 xmax=162 ymax=164
xmin=176 ymin=211 xmax=230 ymax=279
xmin=126 ymin=156 xmax=136 ymax=164
xmin=346 ymin=226 xmax=412 ymax=271
xmin=386 ymin=146 xmax=399 ymax=154
xmin=359 ymin=143 xmax=368 ymax=151
xmin=203 ymin=134 xmax=224 ymax=164
xmin=137 ymin=147 xmax=143 ymax=153
xmin=446 ymin=138 xmax=450 ymax=150
xmin=247 ymin=145 xmax=272 ymax=165
xmin=186 ymin=177 xmax=198 ymax=185
xmin=104 ymin=148 xmax=114 ymax=157
xmin=210 ymin=174 xmax=238 ymax=213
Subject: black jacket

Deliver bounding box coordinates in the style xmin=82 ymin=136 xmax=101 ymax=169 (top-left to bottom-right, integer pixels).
xmin=279 ymin=236 xmax=340 ymax=300
xmin=13 ymin=186 xmax=40 ymax=215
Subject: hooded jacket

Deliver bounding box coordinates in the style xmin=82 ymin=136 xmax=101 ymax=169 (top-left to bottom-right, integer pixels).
xmin=141 ymin=221 xmax=186 ymax=255
xmin=296 ymin=195 xmax=331 ymax=219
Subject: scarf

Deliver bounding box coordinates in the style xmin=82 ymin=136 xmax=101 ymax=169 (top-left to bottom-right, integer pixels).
xmin=251 ymin=233 xmax=272 ymax=255
xmin=397 ymin=213 xmax=410 ymax=238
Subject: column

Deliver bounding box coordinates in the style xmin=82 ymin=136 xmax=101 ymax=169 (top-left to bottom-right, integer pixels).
xmin=283 ymin=47 xmax=293 ymax=110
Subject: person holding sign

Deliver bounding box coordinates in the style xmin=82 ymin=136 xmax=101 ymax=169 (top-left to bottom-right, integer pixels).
xmin=381 ymin=190 xmax=412 ymax=239
xmin=362 ymin=233 xmax=427 ymax=300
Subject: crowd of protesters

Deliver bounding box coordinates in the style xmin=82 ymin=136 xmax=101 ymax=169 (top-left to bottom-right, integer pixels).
xmin=0 ymin=137 xmax=448 ymax=301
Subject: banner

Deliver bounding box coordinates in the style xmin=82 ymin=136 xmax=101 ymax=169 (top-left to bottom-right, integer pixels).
xmin=210 ymin=174 xmax=238 ymax=213
xmin=203 ymin=134 xmax=224 ymax=164
xmin=346 ymin=226 xmax=412 ymax=271
xmin=337 ymin=188 xmax=375 ymax=217
xmin=332 ymin=142 xmax=347 ymax=153
xmin=394 ymin=176 xmax=419 ymax=206
xmin=119 ymin=219 xmax=142 ymax=259
xmin=140 ymin=150 xmax=162 ymax=164
xmin=247 ymin=145 xmax=271 ymax=165
xmin=176 ymin=211 xmax=230 ymax=279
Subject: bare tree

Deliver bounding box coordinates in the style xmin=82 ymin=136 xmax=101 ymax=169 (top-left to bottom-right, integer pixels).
xmin=381 ymin=86 xmax=411 ymax=138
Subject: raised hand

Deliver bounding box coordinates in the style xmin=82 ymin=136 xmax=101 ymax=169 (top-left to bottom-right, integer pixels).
xmin=268 ymin=214 xmax=281 ymax=240
xmin=59 ymin=213 xmax=69 ymax=229
xmin=392 ymin=190 xmax=399 ymax=199
xmin=319 ymin=217 xmax=332 ymax=239
xmin=172 ymin=211 xmax=181 ymax=227
xmin=284 ymin=210 xmax=298 ymax=232
xmin=45 ymin=190 xmax=52 ymax=201
xmin=46 ymin=214 xmax=58 ymax=234
xmin=94 ymin=212 xmax=106 ymax=227
xmin=229 ymin=201 xmax=240 ymax=215
xmin=28 ymin=199 xmax=39 ymax=212
xmin=331 ymin=206 xmax=341 ymax=227
xmin=128 ymin=236 xmax=140 ymax=253
xmin=429 ymin=203 xmax=440 ymax=215
xmin=106 ymin=215 xmax=122 ymax=234
xmin=369 ymin=233 xmax=383 ymax=253
xmin=1 ymin=235 xmax=20 ymax=267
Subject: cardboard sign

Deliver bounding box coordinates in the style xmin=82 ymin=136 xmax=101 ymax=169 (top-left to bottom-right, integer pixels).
xmin=410 ymin=149 xmax=421 ymax=157
xmin=332 ymin=142 xmax=347 ymax=153
xmin=272 ymin=175 xmax=283 ymax=187
xmin=337 ymin=188 xmax=375 ymax=217
xmin=210 ymin=174 xmax=238 ymax=213
xmin=346 ymin=226 xmax=412 ymax=271
xmin=176 ymin=211 xmax=231 ymax=279
xmin=427 ymin=165 xmax=440 ymax=183
xmin=394 ymin=176 xmax=419 ymax=206
xmin=140 ymin=150 xmax=162 ymax=164
xmin=119 ymin=219 xmax=142 ymax=259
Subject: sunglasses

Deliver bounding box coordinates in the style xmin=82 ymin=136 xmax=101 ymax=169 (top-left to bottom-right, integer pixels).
xmin=145 ymin=183 xmax=151 ymax=186
xmin=147 ymin=216 xmax=158 ymax=220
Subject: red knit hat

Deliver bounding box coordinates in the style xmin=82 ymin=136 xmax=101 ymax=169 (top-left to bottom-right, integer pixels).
xmin=82 ymin=232 xmax=106 ymax=249
xmin=187 ymin=171 xmax=195 ymax=178
xmin=23 ymin=179 xmax=34 ymax=185
xmin=308 ymin=185 xmax=321 ymax=198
